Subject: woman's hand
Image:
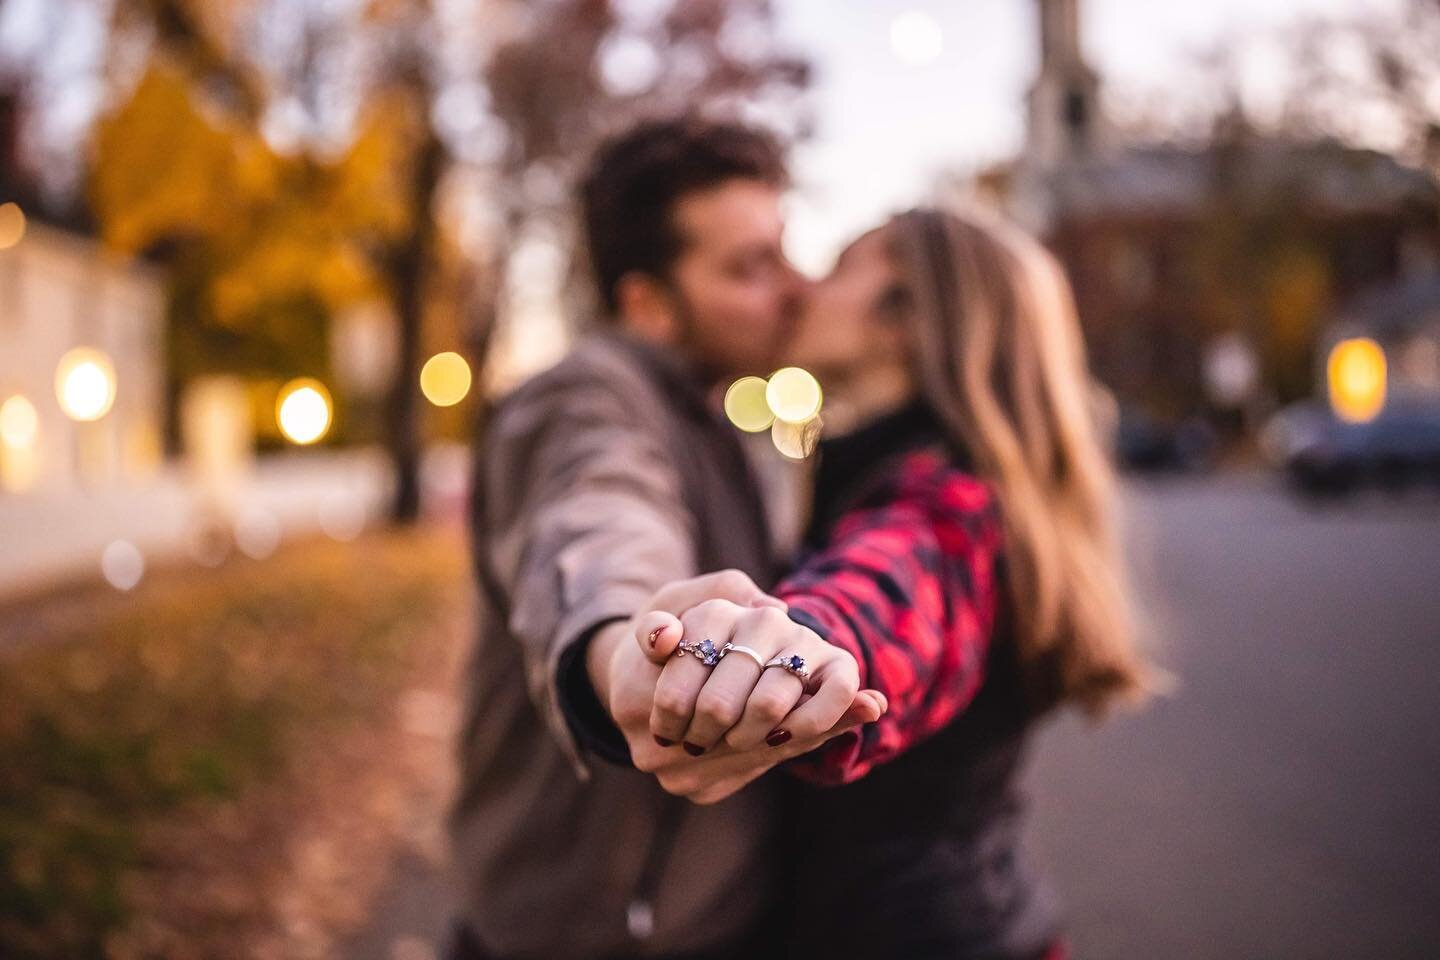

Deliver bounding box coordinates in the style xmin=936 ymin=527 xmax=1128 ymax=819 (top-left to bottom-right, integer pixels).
xmin=632 ymin=594 xmax=871 ymax=756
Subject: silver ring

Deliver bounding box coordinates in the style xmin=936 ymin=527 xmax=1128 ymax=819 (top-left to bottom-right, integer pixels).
xmin=675 ymin=637 xmax=722 ymax=666
xmin=720 ymin=642 xmax=766 ymax=669
xmin=763 ymin=653 xmax=812 ymax=686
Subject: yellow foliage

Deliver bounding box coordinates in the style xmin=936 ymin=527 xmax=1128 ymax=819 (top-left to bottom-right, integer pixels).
xmin=91 ymin=60 xmax=241 ymax=254
xmin=90 ymin=54 xmax=422 ymax=326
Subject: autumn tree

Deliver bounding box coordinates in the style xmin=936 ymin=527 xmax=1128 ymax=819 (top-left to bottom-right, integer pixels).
xmin=14 ymin=0 xmax=809 ymax=522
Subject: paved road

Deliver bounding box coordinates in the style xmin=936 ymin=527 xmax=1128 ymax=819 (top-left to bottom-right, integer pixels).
xmin=1025 ymin=476 xmax=1440 ymax=958
xmin=346 ymin=475 xmax=1440 ymax=959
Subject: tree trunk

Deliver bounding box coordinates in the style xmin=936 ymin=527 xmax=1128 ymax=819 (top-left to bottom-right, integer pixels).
xmin=383 ymin=125 xmax=445 ymax=524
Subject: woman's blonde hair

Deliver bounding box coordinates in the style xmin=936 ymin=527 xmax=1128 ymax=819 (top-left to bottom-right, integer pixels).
xmin=890 ymin=207 xmax=1155 ymax=716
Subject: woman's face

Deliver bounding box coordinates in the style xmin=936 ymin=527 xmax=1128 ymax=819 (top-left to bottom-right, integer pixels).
xmin=785 ymin=226 xmax=910 ymax=384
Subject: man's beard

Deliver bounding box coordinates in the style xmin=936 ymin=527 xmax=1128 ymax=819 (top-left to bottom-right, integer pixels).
xmin=667 ymin=289 xmax=726 ymax=385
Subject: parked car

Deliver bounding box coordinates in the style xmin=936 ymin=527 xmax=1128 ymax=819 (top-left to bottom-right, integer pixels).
xmin=1264 ymin=401 xmax=1440 ymax=495
xmin=1115 ymin=408 xmax=1218 ymax=473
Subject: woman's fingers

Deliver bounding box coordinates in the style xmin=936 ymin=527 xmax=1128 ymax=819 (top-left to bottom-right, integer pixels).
xmin=722 ymin=666 xmax=805 ymax=750
xmin=634 ymin=611 xmax=683 ymax=664
xmin=764 ymin=652 xmax=861 ymax=746
xmin=648 ymin=599 xmax=742 ymax=747
xmin=676 ymin=655 xmax=761 ymax=752
xmin=659 ymin=692 xmax=889 ymax=804
xmin=678 ymin=604 xmax=792 ymax=752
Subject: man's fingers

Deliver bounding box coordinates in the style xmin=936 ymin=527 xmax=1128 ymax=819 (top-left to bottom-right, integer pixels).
xmin=634 ymin=611 xmax=683 ymax=664
xmin=648 ymin=569 xmax=773 ymax=616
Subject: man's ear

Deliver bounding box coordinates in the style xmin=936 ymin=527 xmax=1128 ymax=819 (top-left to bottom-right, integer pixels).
xmin=615 ymin=272 xmax=679 ymax=344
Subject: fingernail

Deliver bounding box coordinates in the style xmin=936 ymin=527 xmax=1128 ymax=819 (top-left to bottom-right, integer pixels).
xmin=654 ymin=735 xmax=674 ymax=747
xmin=682 ymin=742 xmax=706 ymax=756
xmin=648 ymin=627 xmax=664 ymax=649
xmin=766 ymin=729 xmax=792 ymax=747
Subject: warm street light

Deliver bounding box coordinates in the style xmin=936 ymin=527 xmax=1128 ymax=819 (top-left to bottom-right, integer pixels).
xmin=0 ymin=394 xmax=38 ymax=449
xmin=55 ymin=347 xmax=117 ymax=422
xmin=1328 ymin=337 xmax=1386 ymax=424
xmin=420 ymin=351 xmax=472 ymax=407
xmin=276 ymin=378 xmax=332 ymax=445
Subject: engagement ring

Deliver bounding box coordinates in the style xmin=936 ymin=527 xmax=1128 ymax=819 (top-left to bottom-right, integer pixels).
xmin=763 ymin=653 xmax=812 ymax=685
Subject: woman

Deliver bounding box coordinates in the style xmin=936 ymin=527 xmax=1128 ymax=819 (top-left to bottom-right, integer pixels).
xmin=635 ymin=206 xmax=1156 ymax=959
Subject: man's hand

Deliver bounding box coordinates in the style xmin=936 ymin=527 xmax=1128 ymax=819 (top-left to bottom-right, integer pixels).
xmin=587 ymin=570 xmax=886 ymax=805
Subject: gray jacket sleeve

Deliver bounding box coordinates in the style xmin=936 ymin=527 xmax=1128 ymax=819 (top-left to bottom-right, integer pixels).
xmin=475 ymin=365 xmax=697 ymax=779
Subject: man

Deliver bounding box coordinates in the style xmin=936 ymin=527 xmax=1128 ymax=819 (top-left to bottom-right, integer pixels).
xmin=450 ymin=117 xmax=865 ymax=960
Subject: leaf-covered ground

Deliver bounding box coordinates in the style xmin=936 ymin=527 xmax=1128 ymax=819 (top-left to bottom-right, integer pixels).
xmin=0 ymin=526 xmax=470 ymax=959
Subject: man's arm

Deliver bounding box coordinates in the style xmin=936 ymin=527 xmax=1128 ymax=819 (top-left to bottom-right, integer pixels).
xmin=475 ymin=367 xmax=696 ymax=778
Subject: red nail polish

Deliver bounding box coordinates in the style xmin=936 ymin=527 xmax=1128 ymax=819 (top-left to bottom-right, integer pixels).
xmin=648 ymin=627 xmax=664 ymax=649
xmin=682 ymin=742 xmax=706 ymax=756
xmin=766 ymin=729 xmax=792 ymax=747
xmin=654 ymin=735 xmax=674 ymax=747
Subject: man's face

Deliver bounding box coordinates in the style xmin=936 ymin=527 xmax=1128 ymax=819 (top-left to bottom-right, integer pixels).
xmin=666 ymin=180 xmax=803 ymax=378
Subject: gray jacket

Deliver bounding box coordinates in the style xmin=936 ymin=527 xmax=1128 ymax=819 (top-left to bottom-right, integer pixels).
xmin=451 ymin=329 xmax=780 ymax=958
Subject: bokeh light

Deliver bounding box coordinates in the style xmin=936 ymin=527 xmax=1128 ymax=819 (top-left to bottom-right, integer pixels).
xmin=0 ymin=201 xmax=26 ymax=249
xmin=771 ymin=415 xmax=823 ymax=461
xmin=1327 ymin=337 xmax=1387 ymax=424
xmin=724 ymin=376 xmax=775 ymax=432
xmin=766 ymin=367 xmax=824 ymax=424
xmin=0 ymin=394 xmax=39 ymax=449
xmin=55 ymin=347 xmax=118 ymax=422
xmin=890 ymin=10 xmax=943 ymax=66
xmin=100 ymin=540 xmax=145 ymax=591
xmin=420 ymin=351 xmax=473 ymax=407
xmin=276 ymin=378 xmax=333 ymax=444
xmin=319 ymin=494 xmax=367 ymax=541
xmin=235 ymin=508 xmax=281 ymax=560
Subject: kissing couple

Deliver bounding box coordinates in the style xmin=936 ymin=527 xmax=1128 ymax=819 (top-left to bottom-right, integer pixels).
xmin=449 ymin=116 xmax=1153 ymax=960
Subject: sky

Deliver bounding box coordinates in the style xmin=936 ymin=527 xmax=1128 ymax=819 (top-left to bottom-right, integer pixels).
xmin=0 ymin=0 xmax=1405 ymax=274
xmin=775 ymin=0 xmax=1403 ymax=273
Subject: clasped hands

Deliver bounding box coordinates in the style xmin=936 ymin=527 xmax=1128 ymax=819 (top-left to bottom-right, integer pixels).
xmin=587 ymin=570 xmax=887 ymax=805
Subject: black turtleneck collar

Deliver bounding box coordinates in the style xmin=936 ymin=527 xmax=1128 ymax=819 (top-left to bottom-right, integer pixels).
xmin=806 ymin=400 xmax=967 ymax=548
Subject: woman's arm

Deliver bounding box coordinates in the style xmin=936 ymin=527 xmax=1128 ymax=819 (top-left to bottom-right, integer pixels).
xmin=777 ymin=450 xmax=1004 ymax=784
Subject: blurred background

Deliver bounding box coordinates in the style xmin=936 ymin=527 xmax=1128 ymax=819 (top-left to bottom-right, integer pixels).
xmin=1 ymin=0 xmax=1437 ymax=957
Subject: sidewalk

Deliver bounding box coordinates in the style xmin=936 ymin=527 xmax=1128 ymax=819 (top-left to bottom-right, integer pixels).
xmin=0 ymin=448 xmax=398 ymax=600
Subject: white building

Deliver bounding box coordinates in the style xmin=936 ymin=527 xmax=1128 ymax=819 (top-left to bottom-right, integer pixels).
xmin=0 ymin=212 xmax=165 ymax=496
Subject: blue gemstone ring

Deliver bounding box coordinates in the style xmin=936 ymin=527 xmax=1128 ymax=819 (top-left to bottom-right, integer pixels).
xmin=763 ymin=653 xmax=813 ymax=687
xmin=675 ymin=637 xmax=722 ymax=667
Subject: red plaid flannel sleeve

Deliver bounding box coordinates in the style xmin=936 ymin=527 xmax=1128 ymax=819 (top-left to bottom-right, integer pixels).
xmin=777 ymin=450 xmax=1003 ymax=785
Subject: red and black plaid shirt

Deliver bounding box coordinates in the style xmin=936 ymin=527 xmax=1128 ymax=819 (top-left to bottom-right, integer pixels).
xmin=778 ymin=448 xmax=1004 ymax=785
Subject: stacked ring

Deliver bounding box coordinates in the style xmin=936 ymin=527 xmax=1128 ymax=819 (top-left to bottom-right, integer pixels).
xmin=720 ymin=641 xmax=766 ymax=669
xmin=675 ymin=637 xmax=722 ymax=666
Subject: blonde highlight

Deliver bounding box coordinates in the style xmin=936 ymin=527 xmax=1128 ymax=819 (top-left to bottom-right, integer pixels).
xmin=891 ymin=207 xmax=1155 ymax=717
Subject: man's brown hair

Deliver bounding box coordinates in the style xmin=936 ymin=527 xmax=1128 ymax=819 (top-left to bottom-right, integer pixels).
xmin=579 ymin=116 xmax=787 ymax=316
